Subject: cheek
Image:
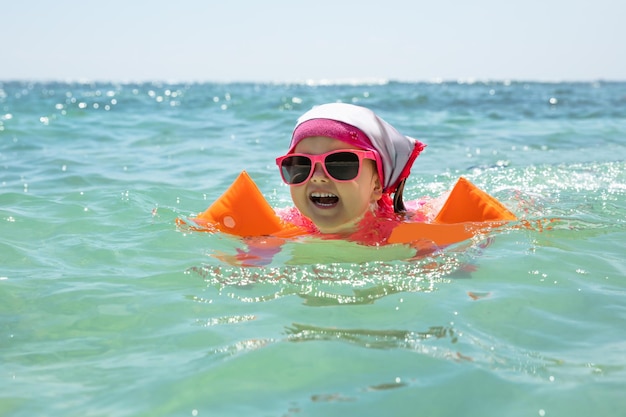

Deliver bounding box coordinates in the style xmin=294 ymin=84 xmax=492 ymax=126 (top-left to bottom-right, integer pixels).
xmin=289 ymin=186 xmax=300 ymax=200
xmin=338 ymin=182 xmax=372 ymax=210
xmin=289 ymin=186 xmax=306 ymax=207
xmin=359 ymin=164 xmax=382 ymax=199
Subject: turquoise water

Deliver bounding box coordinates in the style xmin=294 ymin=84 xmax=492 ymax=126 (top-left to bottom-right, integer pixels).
xmin=2 ymin=80 xmax=625 ymax=416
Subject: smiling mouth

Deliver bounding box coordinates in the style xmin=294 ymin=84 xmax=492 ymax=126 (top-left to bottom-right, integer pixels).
xmin=310 ymin=192 xmax=339 ymax=207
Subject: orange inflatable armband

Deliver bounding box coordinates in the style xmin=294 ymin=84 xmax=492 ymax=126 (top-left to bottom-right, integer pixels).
xmin=387 ymin=177 xmax=516 ymax=245
xmin=183 ymin=171 xmax=304 ymax=237
xmin=434 ymin=177 xmax=516 ymax=223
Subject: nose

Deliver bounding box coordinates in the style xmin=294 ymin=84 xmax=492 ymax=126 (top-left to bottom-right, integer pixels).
xmin=310 ymin=162 xmax=329 ymax=182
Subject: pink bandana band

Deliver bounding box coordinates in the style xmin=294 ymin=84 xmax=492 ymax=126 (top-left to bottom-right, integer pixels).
xmin=291 ymin=118 xmax=374 ymax=152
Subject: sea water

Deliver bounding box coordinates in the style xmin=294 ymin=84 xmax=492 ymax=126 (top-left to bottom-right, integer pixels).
xmin=1 ymin=80 xmax=625 ymax=416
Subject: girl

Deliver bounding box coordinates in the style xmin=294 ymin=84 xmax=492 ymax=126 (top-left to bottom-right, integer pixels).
xmin=186 ymin=103 xmax=514 ymax=265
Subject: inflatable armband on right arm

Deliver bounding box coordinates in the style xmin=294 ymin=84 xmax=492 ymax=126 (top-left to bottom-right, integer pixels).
xmin=185 ymin=171 xmax=305 ymax=238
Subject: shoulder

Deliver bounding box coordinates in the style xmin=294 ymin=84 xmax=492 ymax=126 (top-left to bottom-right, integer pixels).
xmin=276 ymin=207 xmax=318 ymax=233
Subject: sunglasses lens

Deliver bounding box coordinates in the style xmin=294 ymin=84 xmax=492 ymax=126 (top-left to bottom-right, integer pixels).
xmin=280 ymin=155 xmax=312 ymax=184
xmin=325 ymin=152 xmax=360 ymax=181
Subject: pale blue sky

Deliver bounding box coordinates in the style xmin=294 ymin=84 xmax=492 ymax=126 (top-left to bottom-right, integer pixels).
xmin=2 ymin=0 xmax=624 ymax=82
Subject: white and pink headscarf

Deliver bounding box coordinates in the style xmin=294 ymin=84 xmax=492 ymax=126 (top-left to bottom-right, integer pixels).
xmin=288 ymin=103 xmax=426 ymax=194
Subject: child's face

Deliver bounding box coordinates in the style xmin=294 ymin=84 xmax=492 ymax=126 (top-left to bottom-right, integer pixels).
xmin=289 ymin=136 xmax=383 ymax=234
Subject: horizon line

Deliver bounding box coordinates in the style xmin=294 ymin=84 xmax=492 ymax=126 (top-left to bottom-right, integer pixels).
xmin=1 ymin=77 xmax=625 ymax=86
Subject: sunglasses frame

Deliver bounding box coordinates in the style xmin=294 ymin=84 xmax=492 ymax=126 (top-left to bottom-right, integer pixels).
xmin=276 ymin=149 xmax=377 ymax=185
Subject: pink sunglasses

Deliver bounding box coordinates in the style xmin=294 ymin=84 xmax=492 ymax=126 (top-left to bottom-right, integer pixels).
xmin=276 ymin=149 xmax=377 ymax=185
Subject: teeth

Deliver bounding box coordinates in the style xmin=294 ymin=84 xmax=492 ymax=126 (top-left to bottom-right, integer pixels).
xmin=310 ymin=192 xmax=339 ymax=207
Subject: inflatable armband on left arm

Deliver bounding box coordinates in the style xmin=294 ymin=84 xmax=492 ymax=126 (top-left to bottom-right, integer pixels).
xmin=433 ymin=177 xmax=517 ymax=223
xmin=388 ymin=177 xmax=516 ymax=245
